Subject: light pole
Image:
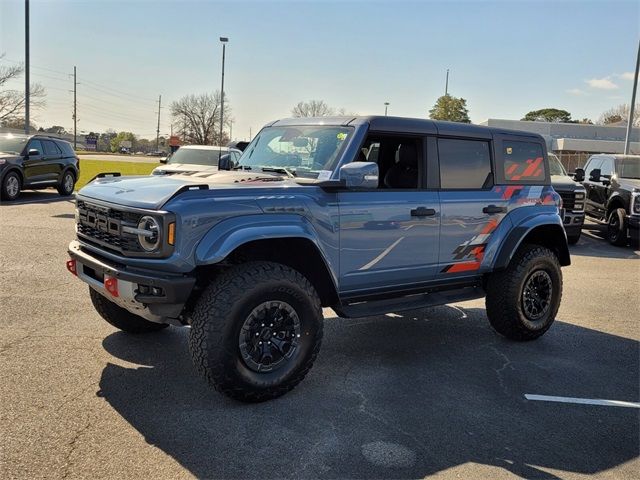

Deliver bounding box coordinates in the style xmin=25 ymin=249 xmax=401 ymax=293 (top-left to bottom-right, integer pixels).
xmin=384 ymin=102 xmax=389 ymax=116
xmin=219 ymin=37 xmax=228 ymax=145
xmin=624 ymin=38 xmax=639 ymax=154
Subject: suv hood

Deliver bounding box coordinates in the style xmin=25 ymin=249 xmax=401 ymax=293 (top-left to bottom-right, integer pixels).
xmin=152 ymin=163 xmax=219 ymax=175
xmin=78 ymin=171 xmax=292 ymax=209
xmin=551 ymin=174 xmax=583 ymax=191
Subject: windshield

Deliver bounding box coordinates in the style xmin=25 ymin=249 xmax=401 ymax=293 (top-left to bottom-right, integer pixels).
xmin=548 ymin=153 xmax=567 ymax=176
xmin=237 ymin=125 xmax=353 ymax=178
xmin=167 ymin=147 xmax=223 ymax=166
xmin=0 ymin=135 xmax=29 ymax=155
xmin=617 ymin=157 xmax=640 ymax=179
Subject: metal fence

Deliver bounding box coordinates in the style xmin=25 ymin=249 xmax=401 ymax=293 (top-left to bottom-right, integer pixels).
xmin=553 ymin=152 xmax=592 ymax=173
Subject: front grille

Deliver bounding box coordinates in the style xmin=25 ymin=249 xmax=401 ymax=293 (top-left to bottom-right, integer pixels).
xmin=76 ymin=200 xmax=144 ymax=254
xmin=559 ymin=192 xmax=575 ymax=211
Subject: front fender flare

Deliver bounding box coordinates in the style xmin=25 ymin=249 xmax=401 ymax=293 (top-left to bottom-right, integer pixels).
xmin=195 ymin=213 xmax=333 ymax=268
xmin=494 ymin=213 xmax=570 ymax=270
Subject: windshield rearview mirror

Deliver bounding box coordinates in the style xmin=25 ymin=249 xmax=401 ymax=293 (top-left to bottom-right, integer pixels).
xmin=339 ymin=162 xmax=378 ymax=189
xmin=574 ymin=168 xmax=585 ymax=182
xmin=292 ymin=137 xmax=309 ymax=148
xmin=218 ymin=153 xmax=232 ymax=170
xmin=28 ymin=148 xmax=40 ymax=157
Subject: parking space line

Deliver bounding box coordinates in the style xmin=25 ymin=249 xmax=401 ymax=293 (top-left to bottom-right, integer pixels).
xmin=525 ymin=394 xmax=640 ymax=408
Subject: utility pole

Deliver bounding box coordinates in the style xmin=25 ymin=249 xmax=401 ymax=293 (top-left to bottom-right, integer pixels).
xmin=219 ymin=37 xmax=228 ymax=145
xmin=24 ymin=0 xmax=30 ymax=134
xmin=445 ymin=69 xmax=449 ymax=96
xmin=72 ymin=66 xmax=77 ymax=149
xmin=156 ymin=94 xmax=162 ymax=152
xmin=624 ymin=39 xmax=640 ymax=155
xmin=249 ymin=127 xmax=252 ymax=141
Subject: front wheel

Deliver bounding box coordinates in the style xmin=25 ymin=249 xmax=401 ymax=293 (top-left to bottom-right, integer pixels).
xmin=607 ymin=208 xmax=628 ymax=246
xmin=1 ymin=171 xmax=21 ymax=201
xmin=189 ymin=261 xmax=323 ymax=402
xmin=485 ymin=245 xmax=562 ymax=341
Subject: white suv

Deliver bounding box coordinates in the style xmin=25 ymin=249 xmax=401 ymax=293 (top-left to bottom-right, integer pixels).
xmin=152 ymin=145 xmax=242 ymax=175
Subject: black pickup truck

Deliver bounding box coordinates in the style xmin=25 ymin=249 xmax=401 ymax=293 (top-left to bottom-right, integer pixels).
xmin=576 ymin=154 xmax=640 ymax=246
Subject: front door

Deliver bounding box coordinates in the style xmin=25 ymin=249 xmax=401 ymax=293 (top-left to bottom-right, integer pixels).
xmin=338 ymin=134 xmax=440 ymax=296
xmin=22 ymin=139 xmax=47 ymax=186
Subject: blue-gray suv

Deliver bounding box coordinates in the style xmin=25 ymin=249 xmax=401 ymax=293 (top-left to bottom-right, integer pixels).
xmin=67 ymin=116 xmax=570 ymax=402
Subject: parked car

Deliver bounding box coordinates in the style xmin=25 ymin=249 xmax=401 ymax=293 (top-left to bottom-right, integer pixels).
xmin=0 ymin=133 xmax=80 ymax=201
xmin=151 ymin=145 xmax=242 ymax=175
xmin=548 ymin=153 xmax=586 ymax=244
xmin=576 ymin=154 xmax=640 ymax=246
xmin=67 ymin=116 xmax=569 ymax=402
xmin=227 ymin=140 xmax=250 ymax=152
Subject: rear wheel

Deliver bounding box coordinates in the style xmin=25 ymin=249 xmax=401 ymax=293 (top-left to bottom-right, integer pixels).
xmin=89 ymin=288 xmax=169 ymax=334
xmin=485 ymin=244 xmax=562 ymax=341
xmin=189 ymin=261 xmax=323 ymax=402
xmin=1 ymin=171 xmax=21 ymax=201
xmin=57 ymin=171 xmax=75 ymax=196
xmin=607 ymin=208 xmax=628 ymax=246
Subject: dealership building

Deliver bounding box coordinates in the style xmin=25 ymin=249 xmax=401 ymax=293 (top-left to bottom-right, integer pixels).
xmin=480 ymin=119 xmax=640 ymax=171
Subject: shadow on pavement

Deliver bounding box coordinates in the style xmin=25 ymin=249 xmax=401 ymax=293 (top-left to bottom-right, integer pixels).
xmin=569 ymin=222 xmax=639 ymax=259
xmin=0 ymin=190 xmax=75 ymax=206
xmin=97 ymin=306 xmax=639 ymax=479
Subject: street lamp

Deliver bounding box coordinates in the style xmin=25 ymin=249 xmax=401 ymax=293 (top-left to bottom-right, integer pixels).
xmin=219 ymin=37 xmax=228 ymax=146
xmin=384 ymin=102 xmax=389 ymax=116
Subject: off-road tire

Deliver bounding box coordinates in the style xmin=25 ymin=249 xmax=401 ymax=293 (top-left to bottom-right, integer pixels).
xmin=89 ymin=287 xmax=169 ymax=333
xmin=57 ymin=170 xmax=75 ymax=196
xmin=1 ymin=171 xmax=21 ymax=201
xmin=567 ymin=232 xmax=581 ymax=245
xmin=189 ymin=261 xmax=323 ymax=403
xmin=607 ymin=208 xmax=628 ymax=246
xmin=485 ymin=244 xmax=562 ymax=341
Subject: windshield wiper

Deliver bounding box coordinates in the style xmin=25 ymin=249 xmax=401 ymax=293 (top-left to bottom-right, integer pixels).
xmin=232 ymin=165 xmax=252 ymax=171
xmin=261 ymin=167 xmax=296 ymax=178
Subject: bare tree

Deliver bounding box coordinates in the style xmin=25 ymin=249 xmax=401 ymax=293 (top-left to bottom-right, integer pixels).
xmin=170 ymin=91 xmax=231 ymax=145
xmin=291 ymin=100 xmax=334 ymax=117
xmin=598 ymin=104 xmax=640 ymax=127
xmin=0 ymin=54 xmax=46 ymax=124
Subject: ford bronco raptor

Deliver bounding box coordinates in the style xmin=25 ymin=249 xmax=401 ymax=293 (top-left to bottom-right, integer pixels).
xmin=67 ymin=116 xmax=570 ymax=402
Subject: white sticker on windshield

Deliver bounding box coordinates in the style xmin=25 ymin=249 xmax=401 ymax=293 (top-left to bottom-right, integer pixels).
xmin=317 ymin=170 xmax=332 ymax=181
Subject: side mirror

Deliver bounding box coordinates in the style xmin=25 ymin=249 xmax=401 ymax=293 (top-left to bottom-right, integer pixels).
xmin=588 ymin=168 xmax=601 ymax=182
xmin=218 ymin=153 xmax=232 ymax=170
xmin=160 ymin=154 xmax=169 ymax=164
xmin=339 ymin=161 xmax=379 ymax=189
xmin=574 ymin=168 xmax=585 ymax=182
xmin=28 ymin=148 xmax=40 ymax=157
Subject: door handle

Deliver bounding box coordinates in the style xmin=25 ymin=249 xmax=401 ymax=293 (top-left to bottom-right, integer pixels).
xmin=410 ymin=207 xmax=436 ymax=217
xmin=482 ymin=205 xmax=507 ymax=214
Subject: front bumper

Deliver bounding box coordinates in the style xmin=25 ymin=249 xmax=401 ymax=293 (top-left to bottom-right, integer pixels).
xmin=562 ymin=210 xmax=585 ymax=236
xmin=68 ymin=240 xmax=195 ymax=324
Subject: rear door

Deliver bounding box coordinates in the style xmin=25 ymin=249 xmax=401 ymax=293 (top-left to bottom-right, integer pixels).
xmin=41 ymin=140 xmax=64 ymax=182
xmin=436 ymin=136 xmax=507 ymax=277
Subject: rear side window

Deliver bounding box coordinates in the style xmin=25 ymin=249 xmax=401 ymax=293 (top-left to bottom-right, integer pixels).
xmin=57 ymin=141 xmax=75 ymax=156
xmin=438 ymin=138 xmax=492 ymax=189
xmin=42 ymin=140 xmax=62 ymax=155
xmin=502 ymin=140 xmax=546 ymax=183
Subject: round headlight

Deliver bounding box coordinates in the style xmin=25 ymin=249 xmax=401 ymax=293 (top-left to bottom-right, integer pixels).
xmin=137 ymin=216 xmax=161 ymax=252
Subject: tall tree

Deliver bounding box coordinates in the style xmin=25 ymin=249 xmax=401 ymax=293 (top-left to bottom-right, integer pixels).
xmin=521 ymin=108 xmax=572 ymax=123
xmin=110 ymin=131 xmax=137 ymax=153
xmin=598 ymin=104 xmax=640 ymax=127
xmin=291 ymin=100 xmax=334 ymax=117
xmin=428 ymin=95 xmax=471 ymax=123
xmin=170 ymin=92 xmax=230 ymax=145
xmin=0 ymin=54 xmax=46 ymax=123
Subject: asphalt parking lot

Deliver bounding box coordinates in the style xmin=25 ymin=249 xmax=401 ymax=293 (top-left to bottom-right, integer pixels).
xmin=1 ymin=191 xmax=639 ymax=479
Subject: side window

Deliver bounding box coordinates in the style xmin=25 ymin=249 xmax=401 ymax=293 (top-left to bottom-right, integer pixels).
xmin=27 ymin=139 xmax=43 ymax=155
xmin=502 ymin=140 xmax=546 ymax=183
xmin=586 ymin=158 xmax=603 ymax=179
xmin=57 ymin=141 xmax=74 ymax=156
xmin=600 ymin=158 xmax=614 ymax=177
xmin=360 ymin=135 xmax=422 ymax=189
xmin=438 ymin=138 xmax=491 ymax=189
xmin=42 ymin=140 xmax=62 ymax=156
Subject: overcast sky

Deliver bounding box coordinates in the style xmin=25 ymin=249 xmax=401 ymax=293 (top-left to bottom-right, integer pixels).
xmin=1 ymin=0 xmax=639 ymax=140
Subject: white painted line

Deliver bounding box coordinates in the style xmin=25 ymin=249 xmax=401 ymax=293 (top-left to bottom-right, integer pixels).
xmin=525 ymin=394 xmax=640 ymax=409
xmin=358 ymin=236 xmax=405 ymax=271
